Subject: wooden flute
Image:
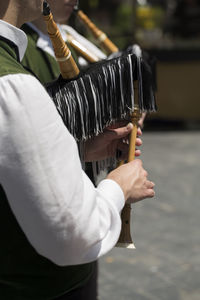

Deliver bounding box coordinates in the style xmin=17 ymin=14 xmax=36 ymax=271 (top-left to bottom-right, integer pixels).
xmin=75 ymin=9 xmax=119 ymax=55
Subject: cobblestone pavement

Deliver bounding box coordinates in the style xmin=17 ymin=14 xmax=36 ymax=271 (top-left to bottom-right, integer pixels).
xmin=98 ymin=131 xmax=200 ymax=300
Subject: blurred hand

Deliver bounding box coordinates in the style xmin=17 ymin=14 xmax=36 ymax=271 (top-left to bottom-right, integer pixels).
xmin=84 ymin=122 xmax=142 ymax=162
xmin=138 ymin=112 xmax=147 ymax=129
xmin=107 ymin=159 xmax=155 ymax=203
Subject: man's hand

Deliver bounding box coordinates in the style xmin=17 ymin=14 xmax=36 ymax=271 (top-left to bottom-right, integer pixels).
xmin=107 ymin=159 xmax=155 ymax=203
xmin=84 ymin=123 xmax=142 ymax=162
xmin=138 ymin=112 xmax=147 ymax=129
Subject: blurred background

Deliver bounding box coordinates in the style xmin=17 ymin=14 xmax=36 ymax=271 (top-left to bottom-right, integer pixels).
xmin=70 ymin=1 xmax=200 ymax=299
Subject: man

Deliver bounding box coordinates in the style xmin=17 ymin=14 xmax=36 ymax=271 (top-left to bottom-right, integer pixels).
xmin=22 ymin=2 xmax=144 ymax=298
xmin=0 ymin=1 xmax=155 ymax=299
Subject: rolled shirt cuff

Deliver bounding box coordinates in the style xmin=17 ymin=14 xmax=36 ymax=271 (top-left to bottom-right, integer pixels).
xmin=97 ymin=179 xmax=125 ymax=213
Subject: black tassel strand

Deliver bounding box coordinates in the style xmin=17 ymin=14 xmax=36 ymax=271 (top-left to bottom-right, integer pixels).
xmin=46 ymin=53 xmax=139 ymax=141
xmin=46 ymin=51 xmax=157 ymax=142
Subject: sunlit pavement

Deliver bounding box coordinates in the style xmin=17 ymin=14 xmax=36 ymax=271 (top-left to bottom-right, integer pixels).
xmin=98 ymin=131 xmax=200 ymax=300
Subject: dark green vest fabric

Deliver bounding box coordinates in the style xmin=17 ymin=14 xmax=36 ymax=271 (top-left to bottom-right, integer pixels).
xmin=21 ymin=24 xmax=79 ymax=84
xmin=21 ymin=24 xmax=60 ymax=84
xmin=0 ymin=38 xmax=93 ymax=299
xmin=0 ymin=38 xmax=29 ymax=77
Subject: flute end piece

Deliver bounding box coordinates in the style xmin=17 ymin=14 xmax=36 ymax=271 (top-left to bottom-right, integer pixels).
xmin=115 ymin=242 xmax=136 ymax=249
xmin=43 ymin=1 xmax=51 ymax=16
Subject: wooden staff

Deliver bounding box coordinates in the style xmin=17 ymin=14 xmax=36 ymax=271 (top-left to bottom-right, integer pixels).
xmin=43 ymin=1 xmax=79 ymax=79
xmin=76 ymin=10 xmax=119 ymax=55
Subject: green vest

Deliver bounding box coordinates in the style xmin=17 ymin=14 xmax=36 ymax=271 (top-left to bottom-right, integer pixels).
xmin=21 ymin=24 xmax=79 ymax=84
xmin=21 ymin=24 xmax=60 ymax=84
xmin=0 ymin=38 xmax=93 ymax=299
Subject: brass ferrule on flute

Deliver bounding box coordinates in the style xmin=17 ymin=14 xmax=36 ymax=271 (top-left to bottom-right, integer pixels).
xmin=43 ymin=0 xmax=79 ymax=79
xmin=76 ymin=10 xmax=119 ymax=55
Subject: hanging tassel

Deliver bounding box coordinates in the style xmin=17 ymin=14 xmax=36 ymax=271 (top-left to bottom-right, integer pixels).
xmin=127 ymin=45 xmax=157 ymax=112
xmin=46 ymin=53 xmax=139 ymax=141
xmin=108 ymin=44 xmax=157 ymax=113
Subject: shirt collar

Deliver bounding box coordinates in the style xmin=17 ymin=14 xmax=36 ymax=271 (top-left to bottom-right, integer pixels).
xmin=27 ymin=22 xmax=55 ymax=57
xmin=27 ymin=22 xmax=67 ymax=58
xmin=0 ymin=20 xmax=27 ymax=62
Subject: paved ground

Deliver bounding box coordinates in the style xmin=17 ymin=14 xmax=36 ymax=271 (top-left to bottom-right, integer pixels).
xmin=98 ymin=130 xmax=200 ymax=300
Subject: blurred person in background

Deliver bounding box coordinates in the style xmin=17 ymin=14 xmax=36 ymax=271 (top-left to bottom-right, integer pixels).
xmin=22 ymin=0 xmax=106 ymax=83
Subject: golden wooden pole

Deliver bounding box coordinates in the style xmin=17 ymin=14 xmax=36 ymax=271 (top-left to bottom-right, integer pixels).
xmin=116 ymin=97 xmax=141 ymax=249
xmin=77 ymin=10 xmax=119 ymax=55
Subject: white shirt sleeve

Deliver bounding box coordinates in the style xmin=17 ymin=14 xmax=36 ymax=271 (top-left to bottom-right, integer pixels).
xmin=0 ymin=73 xmax=125 ymax=266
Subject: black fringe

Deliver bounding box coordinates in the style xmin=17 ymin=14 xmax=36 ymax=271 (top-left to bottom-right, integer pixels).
xmin=46 ymin=53 xmax=135 ymax=141
xmin=108 ymin=44 xmax=157 ymax=111
xmin=46 ymin=52 xmax=156 ymax=141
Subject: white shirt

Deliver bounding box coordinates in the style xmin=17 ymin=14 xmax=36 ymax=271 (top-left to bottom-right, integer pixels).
xmin=0 ymin=20 xmax=124 ymax=266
